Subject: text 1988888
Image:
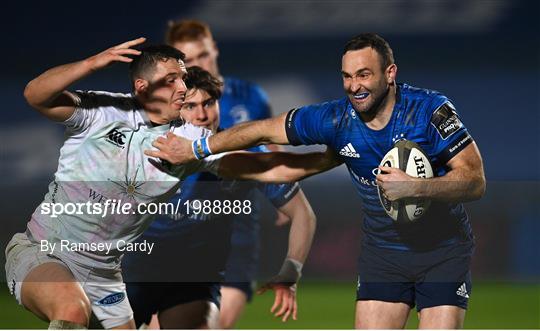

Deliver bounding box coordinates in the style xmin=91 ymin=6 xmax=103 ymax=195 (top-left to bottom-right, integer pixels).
xmin=183 ymin=200 xmax=252 ymax=215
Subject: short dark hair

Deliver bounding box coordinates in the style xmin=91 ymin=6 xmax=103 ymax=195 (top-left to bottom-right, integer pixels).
xmin=184 ymin=66 xmax=222 ymax=100
xmin=129 ymin=45 xmax=185 ymax=82
xmin=343 ymin=33 xmax=394 ymax=70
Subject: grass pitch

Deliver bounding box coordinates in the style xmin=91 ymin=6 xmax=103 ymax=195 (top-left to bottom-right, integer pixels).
xmin=0 ymin=281 xmax=538 ymax=329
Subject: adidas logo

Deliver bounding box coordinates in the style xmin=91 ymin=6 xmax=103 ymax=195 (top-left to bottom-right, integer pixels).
xmin=339 ymin=143 xmax=360 ymax=158
xmin=456 ymin=282 xmax=469 ymax=298
xmin=106 ymin=129 xmax=126 ymax=148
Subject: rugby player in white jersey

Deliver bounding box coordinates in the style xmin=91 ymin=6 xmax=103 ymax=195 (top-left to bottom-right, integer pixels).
xmin=6 ymin=38 xmax=332 ymax=329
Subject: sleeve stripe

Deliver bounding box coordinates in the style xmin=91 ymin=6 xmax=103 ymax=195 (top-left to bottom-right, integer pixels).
xmin=270 ymin=183 xmax=301 ymax=208
xmin=435 ymin=131 xmax=473 ymax=166
xmin=285 ymin=108 xmax=303 ymax=146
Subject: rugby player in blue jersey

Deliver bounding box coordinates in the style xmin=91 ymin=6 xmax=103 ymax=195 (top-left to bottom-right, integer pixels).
xmin=147 ymin=33 xmax=486 ymax=329
xmin=124 ymin=66 xmax=315 ymax=328
xmin=164 ymin=20 xmax=295 ymax=328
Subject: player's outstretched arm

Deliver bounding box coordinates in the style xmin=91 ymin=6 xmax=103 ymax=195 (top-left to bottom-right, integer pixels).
xmin=23 ymin=37 xmax=145 ymax=121
xmin=145 ymin=112 xmax=290 ymax=165
xmin=377 ymin=142 xmax=486 ymax=203
xmin=257 ymin=189 xmax=316 ymax=322
xmin=217 ymin=148 xmax=342 ymax=183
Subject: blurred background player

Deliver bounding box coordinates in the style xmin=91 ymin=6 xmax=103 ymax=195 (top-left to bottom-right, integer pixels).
xmin=164 ymin=19 xmax=291 ymax=328
xmin=147 ymin=33 xmax=486 ymax=329
xmin=123 ymin=66 xmax=316 ymax=328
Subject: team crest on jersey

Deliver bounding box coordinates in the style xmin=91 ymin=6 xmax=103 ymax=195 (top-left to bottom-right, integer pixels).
xmin=430 ymin=103 xmax=463 ymax=140
xmin=230 ymin=105 xmax=250 ymax=124
xmin=106 ymin=128 xmax=126 ymax=148
xmin=95 ymin=292 xmax=126 ymax=306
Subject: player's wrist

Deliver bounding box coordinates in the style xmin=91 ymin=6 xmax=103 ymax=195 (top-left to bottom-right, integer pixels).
xmin=192 ymin=137 xmax=213 ymax=160
xmin=277 ymin=258 xmax=303 ymax=284
xmin=82 ymin=56 xmax=96 ymax=71
xmin=410 ymin=177 xmax=429 ymax=198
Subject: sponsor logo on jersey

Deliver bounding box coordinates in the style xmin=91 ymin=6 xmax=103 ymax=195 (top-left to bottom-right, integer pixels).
xmin=339 ymin=143 xmax=360 ymax=158
xmin=456 ymin=282 xmax=470 ymax=298
xmin=106 ymin=129 xmax=126 ymax=148
xmin=431 ymin=103 xmax=463 ymax=140
xmin=448 ymin=134 xmax=472 ymax=154
xmin=95 ymin=292 xmax=126 ymax=306
xmin=350 ymin=168 xmax=377 ymax=187
xmin=89 ymin=189 xmax=110 ymax=203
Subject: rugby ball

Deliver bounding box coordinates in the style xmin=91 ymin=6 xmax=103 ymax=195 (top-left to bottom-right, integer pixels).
xmin=377 ymin=140 xmax=434 ymax=223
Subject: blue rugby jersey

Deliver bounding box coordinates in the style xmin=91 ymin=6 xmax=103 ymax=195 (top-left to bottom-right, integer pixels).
xmin=219 ymin=77 xmax=271 ymax=127
xmin=285 ymin=83 xmax=474 ymax=250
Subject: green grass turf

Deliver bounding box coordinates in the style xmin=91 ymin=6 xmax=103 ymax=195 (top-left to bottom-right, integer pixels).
xmin=0 ymin=282 xmax=538 ymax=329
xmin=237 ymin=281 xmax=540 ymax=329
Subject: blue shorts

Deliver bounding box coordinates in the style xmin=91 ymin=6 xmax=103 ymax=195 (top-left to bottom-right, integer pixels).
xmin=356 ymin=242 xmax=474 ymax=311
xmin=126 ymin=282 xmax=221 ymax=328
xmin=222 ymin=240 xmax=259 ymax=301
xmin=122 ymin=219 xmax=232 ymax=327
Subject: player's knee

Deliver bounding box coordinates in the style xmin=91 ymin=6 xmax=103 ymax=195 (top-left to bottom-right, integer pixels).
xmin=50 ymin=295 xmax=92 ymax=326
xmin=219 ymin=313 xmax=235 ymax=329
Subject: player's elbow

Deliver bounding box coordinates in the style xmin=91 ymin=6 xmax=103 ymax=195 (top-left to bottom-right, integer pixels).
xmin=465 ymin=173 xmax=486 ymax=201
xmin=471 ymin=174 xmax=486 ymax=201
xmin=23 ymin=79 xmax=48 ymax=110
xmin=23 ymin=80 xmax=39 ymax=107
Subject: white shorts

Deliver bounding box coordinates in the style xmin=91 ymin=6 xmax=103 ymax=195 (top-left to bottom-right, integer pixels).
xmin=5 ymin=232 xmax=133 ymax=329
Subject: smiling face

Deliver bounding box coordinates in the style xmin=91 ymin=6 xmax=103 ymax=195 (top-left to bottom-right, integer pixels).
xmin=341 ymin=47 xmax=396 ymax=115
xmin=135 ymin=58 xmax=188 ymax=123
xmin=180 ymin=88 xmax=220 ymax=133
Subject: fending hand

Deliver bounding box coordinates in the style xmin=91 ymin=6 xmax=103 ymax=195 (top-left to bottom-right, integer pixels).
xmin=144 ymin=132 xmax=197 ymax=165
xmin=86 ymin=37 xmax=146 ymax=71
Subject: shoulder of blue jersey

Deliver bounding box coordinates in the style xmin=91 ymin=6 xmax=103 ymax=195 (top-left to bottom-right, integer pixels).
xmin=398 ymin=83 xmax=452 ymax=126
xmin=400 ymin=85 xmax=464 ymax=141
xmin=224 ymin=76 xmax=267 ymax=101
xmin=400 ymin=84 xmax=449 ymax=109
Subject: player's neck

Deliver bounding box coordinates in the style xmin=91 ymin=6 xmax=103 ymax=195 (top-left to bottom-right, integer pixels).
xmin=361 ymin=85 xmax=396 ymax=130
xmin=141 ymin=102 xmax=179 ymax=125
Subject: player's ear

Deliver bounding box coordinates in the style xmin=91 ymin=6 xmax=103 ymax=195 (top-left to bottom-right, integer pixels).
xmin=386 ymin=64 xmax=397 ymax=85
xmin=134 ymin=78 xmax=148 ymax=94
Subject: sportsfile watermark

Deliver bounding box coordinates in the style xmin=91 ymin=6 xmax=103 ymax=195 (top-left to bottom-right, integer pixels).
xmin=40 ymin=199 xmax=253 ymax=218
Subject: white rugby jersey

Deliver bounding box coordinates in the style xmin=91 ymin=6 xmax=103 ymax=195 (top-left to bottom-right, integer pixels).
xmin=26 ymin=91 xmax=220 ymax=270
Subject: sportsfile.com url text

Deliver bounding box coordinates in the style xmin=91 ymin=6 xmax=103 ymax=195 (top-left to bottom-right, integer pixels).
xmin=40 ymin=199 xmax=253 ymax=218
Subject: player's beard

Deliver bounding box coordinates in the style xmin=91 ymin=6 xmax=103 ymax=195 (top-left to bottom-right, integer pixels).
xmin=350 ymin=83 xmax=390 ymax=117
